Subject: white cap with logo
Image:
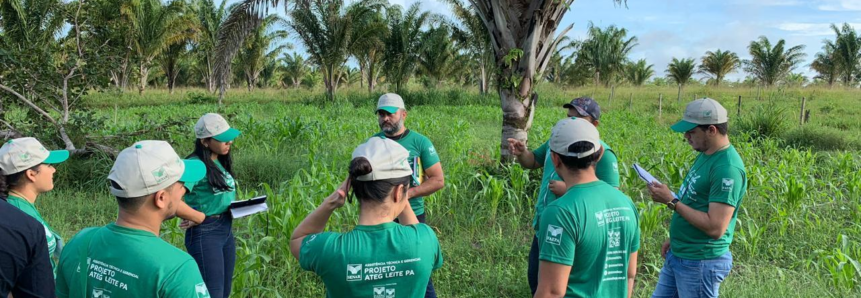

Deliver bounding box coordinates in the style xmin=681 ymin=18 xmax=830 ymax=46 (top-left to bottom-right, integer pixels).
xmin=351 ymin=137 xmax=413 ymax=182
xmin=671 ymin=98 xmax=729 ymax=132
xmin=108 ymin=140 xmax=206 ymax=198
xmin=376 ymin=93 xmax=405 ymax=114
xmin=194 ymin=113 xmax=241 ymax=142
xmin=550 ymin=118 xmax=603 ymax=158
xmin=0 ymin=137 xmax=69 ymax=175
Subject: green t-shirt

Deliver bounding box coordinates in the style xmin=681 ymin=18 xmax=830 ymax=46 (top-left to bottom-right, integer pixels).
xmin=372 ymin=130 xmax=441 ymax=216
xmin=55 ymin=223 xmax=210 ymax=298
xmin=300 ymin=222 xmax=443 ymax=298
xmin=7 ymin=195 xmax=62 ymax=276
xmin=537 ymin=181 xmax=640 ymax=298
xmin=184 ymin=157 xmax=237 ymax=216
xmin=670 ymin=145 xmax=747 ymax=260
xmin=531 ymin=140 xmax=620 ymax=231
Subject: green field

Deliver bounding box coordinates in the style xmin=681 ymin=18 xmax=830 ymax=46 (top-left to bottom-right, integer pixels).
xmin=13 ymin=85 xmax=861 ymax=297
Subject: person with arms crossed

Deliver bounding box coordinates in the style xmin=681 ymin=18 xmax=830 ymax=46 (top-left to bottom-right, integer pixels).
xmin=534 ymin=117 xmax=639 ymax=298
xmin=291 ymin=137 xmax=443 ymax=298
xmin=0 ymin=137 xmax=70 ymax=278
xmin=371 ymin=93 xmax=444 ymax=298
xmin=55 ymin=140 xmax=211 ymax=298
xmin=647 ymin=98 xmax=747 ymax=298
xmin=507 ymin=97 xmax=621 ymax=294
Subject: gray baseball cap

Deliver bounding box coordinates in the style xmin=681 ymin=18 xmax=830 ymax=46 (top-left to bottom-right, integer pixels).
xmin=550 ymin=118 xmax=602 ymax=158
xmin=0 ymin=138 xmax=69 ymax=175
xmin=108 ymin=140 xmax=206 ymax=198
xmin=376 ymin=93 xmax=405 ymax=114
xmin=671 ymin=98 xmax=729 ymax=132
xmin=563 ymin=97 xmax=601 ymax=120
xmin=194 ymin=113 xmax=241 ymax=142
xmin=352 ymin=137 xmax=413 ymax=182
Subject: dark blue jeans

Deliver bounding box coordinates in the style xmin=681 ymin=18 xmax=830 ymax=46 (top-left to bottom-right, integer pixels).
xmin=528 ymin=235 xmax=539 ymax=295
xmin=394 ymin=213 xmax=436 ymax=298
xmin=185 ymin=214 xmax=236 ymax=298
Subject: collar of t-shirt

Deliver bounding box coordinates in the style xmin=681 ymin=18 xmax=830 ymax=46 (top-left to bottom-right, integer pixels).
xmin=354 ymin=222 xmax=400 ymax=232
xmin=106 ymin=222 xmax=158 ymax=238
xmin=386 ymin=129 xmax=411 ymax=141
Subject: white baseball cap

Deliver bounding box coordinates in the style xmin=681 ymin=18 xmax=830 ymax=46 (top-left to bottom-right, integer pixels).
xmin=351 ymin=137 xmax=413 ymax=182
xmin=108 ymin=140 xmax=206 ymax=198
xmin=671 ymin=98 xmax=729 ymax=132
xmin=376 ymin=93 xmax=405 ymax=114
xmin=0 ymin=137 xmax=69 ymax=175
xmin=194 ymin=113 xmax=241 ymax=142
xmin=550 ymin=118 xmax=602 ymax=158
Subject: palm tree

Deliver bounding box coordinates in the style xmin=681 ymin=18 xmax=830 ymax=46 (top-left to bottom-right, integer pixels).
xmin=579 ymin=22 xmax=638 ymax=87
xmin=0 ymin=0 xmax=65 ymax=49
xmin=698 ymin=49 xmax=740 ymax=86
xmin=625 ymin=59 xmax=654 ymax=86
xmin=279 ymin=52 xmax=309 ymax=88
xmin=543 ymin=37 xmax=578 ymax=84
xmin=289 ymin=0 xmax=384 ymax=101
xmin=418 ymin=25 xmax=455 ymax=88
xmin=446 ymin=0 xmax=493 ymax=94
xmin=159 ymin=41 xmax=190 ymax=94
xmin=830 ymin=23 xmax=861 ymax=87
xmin=349 ymin=2 xmax=388 ymax=92
xmin=666 ymin=58 xmax=696 ymax=102
xmin=743 ymin=36 xmax=806 ymax=87
xmin=383 ymin=3 xmax=431 ymax=93
xmin=192 ymin=0 xmax=229 ymax=92
xmin=235 ymin=15 xmax=289 ymax=91
xmin=811 ymin=43 xmax=839 ymax=88
xmin=783 ymin=73 xmax=808 ymax=88
xmin=121 ymin=0 xmax=196 ymax=94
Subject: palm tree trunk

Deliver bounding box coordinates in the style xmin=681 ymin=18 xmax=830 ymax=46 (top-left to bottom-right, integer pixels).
xmin=677 ymin=84 xmax=683 ymax=104
xmin=139 ymin=63 xmax=149 ymax=95
xmin=479 ymin=65 xmax=487 ymax=95
xmin=500 ymin=88 xmax=536 ymax=161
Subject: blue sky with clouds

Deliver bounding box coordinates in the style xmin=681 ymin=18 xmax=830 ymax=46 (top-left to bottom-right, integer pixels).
xmin=251 ymin=0 xmax=861 ymax=81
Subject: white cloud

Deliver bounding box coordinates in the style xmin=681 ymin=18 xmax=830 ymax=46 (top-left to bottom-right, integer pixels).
xmin=818 ymin=0 xmax=861 ymax=11
xmin=775 ymin=22 xmax=861 ymax=36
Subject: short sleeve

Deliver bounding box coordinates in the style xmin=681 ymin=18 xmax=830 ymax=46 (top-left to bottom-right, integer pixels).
xmin=421 ymin=224 xmax=444 ymax=270
xmin=629 ymin=203 xmax=641 ymax=252
xmin=299 ymin=232 xmax=336 ymax=272
xmin=596 ymin=148 xmax=621 ymax=187
xmin=419 ymin=137 xmax=440 ymax=169
xmin=537 ymin=205 xmax=578 ymax=266
xmin=160 ymin=259 xmax=207 ymax=298
xmin=532 ymin=141 xmax=549 ymax=166
xmin=709 ymin=165 xmax=745 ymax=207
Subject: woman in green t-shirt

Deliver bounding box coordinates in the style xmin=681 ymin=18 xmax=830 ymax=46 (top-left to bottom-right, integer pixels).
xmin=0 ymin=137 xmax=70 ymax=276
xmin=290 ymin=137 xmax=444 ymax=298
xmin=179 ymin=113 xmax=241 ymax=298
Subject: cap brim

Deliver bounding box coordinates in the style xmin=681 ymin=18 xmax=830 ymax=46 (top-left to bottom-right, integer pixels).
xmin=213 ymin=128 xmax=241 ymax=142
xmin=562 ymin=103 xmax=575 ymax=109
xmin=179 ymin=159 xmax=206 ymax=192
xmin=43 ymin=150 xmax=70 ymax=164
xmin=377 ymin=106 xmax=399 ymax=114
xmin=671 ymin=120 xmax=698 ymax=133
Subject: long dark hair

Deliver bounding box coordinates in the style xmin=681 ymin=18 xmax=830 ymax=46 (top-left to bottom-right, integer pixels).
xmin=1 ymin=165 xmax=40 ymax=200
xmin=188 ymin=138 xmax=234 ymax=192
xmin=347 ymin=157 xmax=410 ymax=204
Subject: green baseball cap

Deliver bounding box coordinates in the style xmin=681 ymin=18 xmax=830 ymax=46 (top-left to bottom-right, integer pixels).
xmin=108 ymin=140 xmax=207 ymax=197
xmin=376 ymin=93 xmax=405 ymax=114
xmin=195 ymin=113 xmax=241 ymax=142
xmin=671 ymin=98 xmax=729 ymax=133
xmin=0 ymin=137 xmax=69 ymax=175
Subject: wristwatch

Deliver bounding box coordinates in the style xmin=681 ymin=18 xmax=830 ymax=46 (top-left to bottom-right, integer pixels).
xmin=666 ymin=198 xmax=680 ymax=210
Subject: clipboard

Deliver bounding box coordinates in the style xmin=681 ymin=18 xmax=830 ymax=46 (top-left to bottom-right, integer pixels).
xmin=632 ymin=163 xmax=660 ymax=185
xmin=229 ymin=195 xmax=268 ymax=218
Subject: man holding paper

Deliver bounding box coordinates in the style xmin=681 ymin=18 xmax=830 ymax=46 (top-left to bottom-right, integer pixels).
xmin=507 ymin=97 xmax=620 ymax=294
xmin=647 ymin=98 xmax=747 ymax=298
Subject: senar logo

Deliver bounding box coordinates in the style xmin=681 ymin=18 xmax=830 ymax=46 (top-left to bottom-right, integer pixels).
xmin=195 ymin=283 xmax=210 ymax=298
xmin=545 ymin=225 xmax=564 ymax=245
xmin=151 ymin=166 xmax=169 ymax=183
xmin=373 ymin=286 xmax=386 ymax=298
xmin=92 ymin=288 xmax=111 ymax=298
xmin=386 ymin=288 xmax=396 ymax=298
xmin=721 ymin=178 xmax=734 ymax=192
xmin=346 ymin=264 xmax=363 ymax=281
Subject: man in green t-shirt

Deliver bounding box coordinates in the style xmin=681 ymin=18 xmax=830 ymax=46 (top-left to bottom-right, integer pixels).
xmin=507 ymin=97 xmax=620 ymax=294
xmin=647 ymin=98 xmax=747 ymax=298
xmin=56 ymin=140 xmax=211 ymax=298
xmin=535 ymin=117 xmax=639 ymax=298
xmin=371 ymin=93 xmax=444 ymax=297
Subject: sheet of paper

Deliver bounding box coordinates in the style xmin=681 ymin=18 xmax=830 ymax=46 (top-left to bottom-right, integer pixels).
xmin=632 ymin=163 xmax=660 ymax=184
xmin=230 ymin=202 xmax=269 ymax=219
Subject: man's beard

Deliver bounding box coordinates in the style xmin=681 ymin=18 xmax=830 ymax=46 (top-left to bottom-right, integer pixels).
xmin=380 ymin=118 xmax=404 ymax=135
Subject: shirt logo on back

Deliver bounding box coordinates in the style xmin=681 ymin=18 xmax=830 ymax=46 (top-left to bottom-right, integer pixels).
xmin=608 ymin=229 xmax=621 ymax=248
xmin=372 ymin=286 xmax=396 ymax=298
xmin=92 ymin=288 xmax=111 ymax=298
xmin=195 ymin=283 xmax=210 ymax=298
xmin=722 ymin=178 xmax=735 ymax=192
xmin=546 ymin=225 xmax=564 ymax=245
xmin=347 ymin=264 xmax=363 ymax=281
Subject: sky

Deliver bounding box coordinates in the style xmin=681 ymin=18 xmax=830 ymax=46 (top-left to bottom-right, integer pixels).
xmin=245 ymin=0 xmax=861 ymax=81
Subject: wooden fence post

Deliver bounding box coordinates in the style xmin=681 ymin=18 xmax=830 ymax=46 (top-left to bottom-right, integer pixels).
xmin=800 ymin=97 xmax=806 ymax=125
xmin=737 ymin=96 xmax=742 ymax=117
xmin=659 ymin=93 xmax=663 ymax=118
